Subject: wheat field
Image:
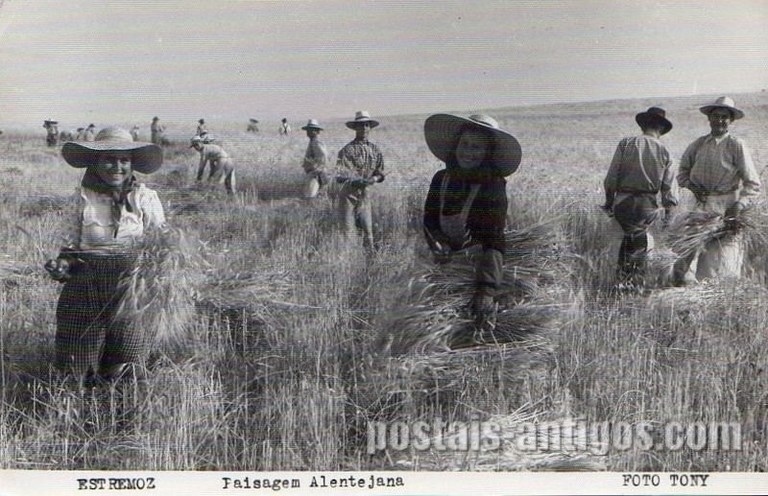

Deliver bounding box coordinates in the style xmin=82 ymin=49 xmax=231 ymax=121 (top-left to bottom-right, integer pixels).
xmin=1 ymin=91 xmax=767 ymax=472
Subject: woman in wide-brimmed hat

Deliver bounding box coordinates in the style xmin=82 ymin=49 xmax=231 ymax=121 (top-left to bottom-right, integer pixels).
xmin=422 ymin=113 xmax=521 ymax=326
xmin=45 ymin=126 xmax=167 ymax=385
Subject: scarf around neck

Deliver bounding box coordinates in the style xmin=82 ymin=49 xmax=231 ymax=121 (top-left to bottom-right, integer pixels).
xmin=81 ymin=168 xmax=137 ymax=229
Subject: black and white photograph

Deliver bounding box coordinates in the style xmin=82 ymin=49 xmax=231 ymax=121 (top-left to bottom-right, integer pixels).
xmin=0 ymin=1 xmax=766 ymax=495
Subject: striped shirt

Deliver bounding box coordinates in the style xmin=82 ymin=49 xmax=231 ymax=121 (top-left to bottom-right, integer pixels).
xmin=677 ymin=133 xmax=760 ymax=202
xmin=604 ymin=135 xmax=677 ymax=207
xmin=336 ymin=138 xmax=384 ymax=180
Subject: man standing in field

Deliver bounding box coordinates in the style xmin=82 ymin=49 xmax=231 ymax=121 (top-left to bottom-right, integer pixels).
xmin=603 ymin=107 xmax=677 ymax=292
xmin=151 ymin=116 xmax=166 ymax=146
xmin=43 ymin=120 xmax=59 ymax=147
xmin=197 ymin=118 xmax=207 ymax=136
xmin=83 ymin=123 xmax=96 ymax=142
xmin=335 ymin=110 xmax=385 ymax=251
xmin=190 ymin=135 xmax=236 ymax=194
xmin=300 ymin=119 xmax=328 ymax=199
xmin=279 ymin=118 xmax=291 ymax=136
xmin=673 ymin=96 xmax=760 ymax=285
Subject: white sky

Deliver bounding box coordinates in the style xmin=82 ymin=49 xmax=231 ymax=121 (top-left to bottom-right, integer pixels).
xmin=0 ymin=0 xmax=766 ymax=128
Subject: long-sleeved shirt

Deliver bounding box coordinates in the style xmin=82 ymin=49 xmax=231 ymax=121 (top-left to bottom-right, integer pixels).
xmin=423 ymin=169 xmax=507 ymax=254
xmin=336 ymin=138 xmax=384 ymax=181
xmin=604 ymin=134 xmax=677 ymax=208
xmin=423 ymin=168 xmax=507 ymax=289
xmin=677 ymin=132 xmax=760 ymax=205
xmin=302 ymin=137 xmax=328 ymax=173
xmin=196 ymin=144 xmax=231 ymax=179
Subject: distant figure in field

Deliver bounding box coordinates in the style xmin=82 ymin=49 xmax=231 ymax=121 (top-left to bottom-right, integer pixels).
xmin=301 ymin=119 xmax=329 ymax=199
xmin=673 ymin=96 xmax=760 ymax=285
xmin=59 ymin=129 xmax=75 ymax=142
xmin=247 ymin=118 xmax=259 ymax=133
xmin=602 ymin=106 xmax=677 ymax=293
xmin=190 ymin=135 xmax=236 ymax=194
xmin=83 ymin=123 xmax=96 ymax=142
xmin=335 ymin=110 xmax=385 ymax=250
xmin=44 ymin=120 xmax=59 ymax=147
xmin=279 ymin=118 xmax=291 ymax=136
xmin=196 ymin=118 xmax=207 ymax=136
xmin=44 ymin=126 xmax=167 ymax=386
xmin=130 ymin=125 xmax=140 ymax=141
xmin=75 ymin=127 xmax=86 ymax=140
xmin=423 ymin=113 xmax=521 ymax=328
xmin=151 ymin=116 xmax=166 ymax=146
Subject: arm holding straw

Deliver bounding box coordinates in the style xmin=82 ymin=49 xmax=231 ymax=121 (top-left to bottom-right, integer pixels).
xmin=44 ymin=190 xmax=84 ymax=282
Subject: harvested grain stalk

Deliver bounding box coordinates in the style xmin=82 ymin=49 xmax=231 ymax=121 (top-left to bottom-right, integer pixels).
xmin=115 ymin=227 xmax=204 ymax=351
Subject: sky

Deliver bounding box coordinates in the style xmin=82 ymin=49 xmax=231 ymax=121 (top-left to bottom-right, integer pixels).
xmin=0 ymin=0 xmax=766 ymax=129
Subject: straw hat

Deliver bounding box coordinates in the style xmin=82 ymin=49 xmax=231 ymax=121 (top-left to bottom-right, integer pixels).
xmin=346 ymin=110 xmax=379 ymax=129
xmin=635 ymin=107 xmax=673 ymax=135
xmin=699 ymin=96 xmax=744 ymax=120
xmin=62 ymin=126 xmax=162 ymax=174
xmin=424 ymin=114 xmax=522 ymax=177
xmin=301 ymin=119 xmax=323 ymax=131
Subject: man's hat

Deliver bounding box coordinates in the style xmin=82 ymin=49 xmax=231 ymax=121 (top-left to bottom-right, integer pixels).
xmin=87 ymin=123 xmax=95 ymax=128
xmin=44 ymin=120 xmax=58 ymax=126
xmin=249 ymin=118 xmax=259 ymax=123
xmin=635 ymin=107 xmax=673 ymax=135
xmin=699 ymin=96 xmax=744 ymax=120
xmin=301 ymin=119 xmax=323 ymax=131
xmin=62 ymin=126 xmax=162 ymax=174
xmin=198 ymin=118 xmax=205 ymax=124
xmin=424 ymin=113 xmax=522 ymax=177
xmin=346 ymin=110 xmax=379 ymax=129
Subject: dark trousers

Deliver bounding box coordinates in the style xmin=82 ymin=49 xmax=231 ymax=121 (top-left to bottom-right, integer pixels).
xmin=55 ymin=253 xmax=145 ymax=380
xmin=612 ymin=194 xmax=659 ymax=288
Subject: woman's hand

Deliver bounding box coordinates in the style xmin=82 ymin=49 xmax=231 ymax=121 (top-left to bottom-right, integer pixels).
xmin=44 ymin=258 xmax=71 ymax=282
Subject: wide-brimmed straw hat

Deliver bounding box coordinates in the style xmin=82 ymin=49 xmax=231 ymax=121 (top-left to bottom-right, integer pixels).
xmin=424 ymin=113 xmax=522 ymax=177
xmin=62 ymin=126 xmax=162 ymax=174
xmin=699 ymin=96 xmax=744 ymax=120
xmin=635 ymin=106 xmax=673 ymax=135
xmin=301 ymin=119 xmax=323 ymax=131
xmin=346 ymin=110 xmax=379 ymax=129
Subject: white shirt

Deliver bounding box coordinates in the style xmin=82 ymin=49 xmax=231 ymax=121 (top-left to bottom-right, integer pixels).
xmin=77 ymin=184 xmax=166 ymax=251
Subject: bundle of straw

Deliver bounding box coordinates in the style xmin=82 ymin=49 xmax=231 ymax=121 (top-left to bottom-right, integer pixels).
xmin=663 ymin=211 xmax=726 ymax=258
xmin=376 ymin=222 xmax=573 ymax=357
xmin=664 ymin=204 xmax=768 ymax=257
xmin=115 ymin=226 xmax=205 ymax=352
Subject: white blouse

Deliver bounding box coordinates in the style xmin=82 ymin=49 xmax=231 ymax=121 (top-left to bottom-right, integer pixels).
xmin=76 ymin=184 xmax=166 ymax=251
